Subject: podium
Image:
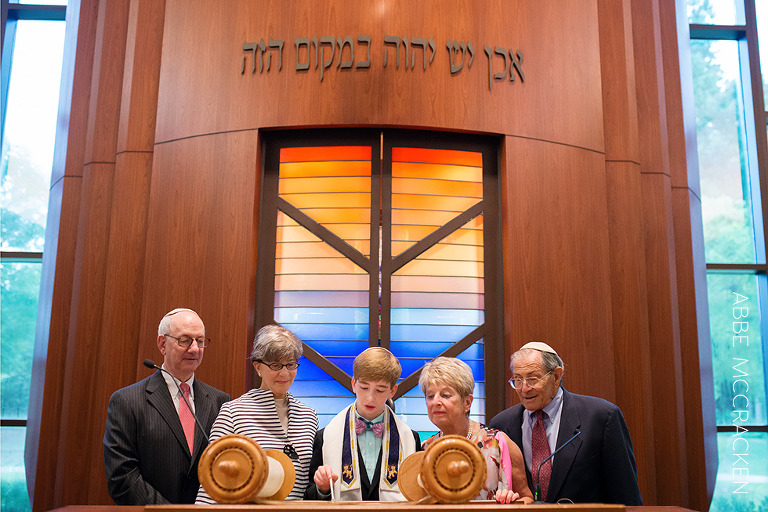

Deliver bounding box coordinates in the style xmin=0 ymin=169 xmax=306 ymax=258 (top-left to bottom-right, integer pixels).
xmin=47 ymin=503 xmax=701 ymax=512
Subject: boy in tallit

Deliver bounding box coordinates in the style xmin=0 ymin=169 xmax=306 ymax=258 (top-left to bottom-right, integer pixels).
xmin=304 ymin=347 xmax=421 ymax=501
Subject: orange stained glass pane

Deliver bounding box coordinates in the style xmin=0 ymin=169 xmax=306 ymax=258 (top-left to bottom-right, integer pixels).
xmin=280 ymin=146 xmax=371 ymax=163
xmin=276 ymin=273 xmax=369 ymax=291
xmin=392 ymin=147 xmax=482 ymax=167
xmin=279 ymin=160 xmax=371 ymax=178
xmin=392 ymin=178 xmax=482 ymax=198
xmin=417 ymin=242 xmax=484 ymax=261
xmin=391 ymin=210 xmax=459 ymax=227
xmin=277 ymin=215 xmax=370 ymax=257
xmin=391 ymin=275 xmax=484 ymax=294
xmin=391 ymin=194 xmax=479 ymax=212
xmin=391 ymin=225 xmax=442 ymax=242
xmin=277 ymin=241 xmax=341 ymax=258
xmin=276 ymin=257 xmax=366 ymax=275
xmin=392 ymin=162 xmax=482 ymax=182
xmin=395 ymin=259 xmax=484 ymax=278
xmin=281 ymin=193 xmax=371 ymax=209
xmin=298 ymin=208 xmax=370 ymax=225
xmin=280 ymin=176 xmax=370 ymax=194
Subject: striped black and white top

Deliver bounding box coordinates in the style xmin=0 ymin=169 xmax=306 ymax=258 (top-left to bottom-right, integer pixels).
xmin=195 ymin=388 xmax=318 ymax=503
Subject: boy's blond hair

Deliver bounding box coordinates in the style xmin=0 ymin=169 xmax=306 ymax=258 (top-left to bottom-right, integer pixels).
xmin=352 ymin=347 xmax=401 ymax=387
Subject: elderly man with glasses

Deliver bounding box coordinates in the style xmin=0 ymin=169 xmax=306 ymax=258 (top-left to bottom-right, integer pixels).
xmin=489 ymin=341 xmax=642 ymax=506
xmin=103 ymin=308 xmax=231 ymax=505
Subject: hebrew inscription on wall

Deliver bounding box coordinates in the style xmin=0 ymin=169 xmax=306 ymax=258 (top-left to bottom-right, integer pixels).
xmin=241 ymin=34 xmax=524 ymax=91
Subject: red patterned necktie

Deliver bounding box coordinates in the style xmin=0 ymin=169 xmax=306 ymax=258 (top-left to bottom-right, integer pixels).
xmin=532 ymin=409 xmax=551 ymax=500
xmin=179 ymin=382 xmax=195 ymax=453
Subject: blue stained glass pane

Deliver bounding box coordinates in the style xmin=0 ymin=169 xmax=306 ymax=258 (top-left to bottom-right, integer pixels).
xmin=300 ymin=396 xmax=354 ymax=412
xmin=390 ymin=324 xmax=476 ymax=342
xmin=391 ymin=309 xmax=484 ymax=325
xmin=295 ymin=357 xmax=333 ymax=379
xmin=282 ymin=323 xmax=368 ymax=341
xmin=276 ymin=307 xmax=369 ymax=324
xmin=303 ymin=340 xmax=370 ymax=357
xmin=276 ymin=290 xmax=368 ymax=307
xmin=290 ymin=379 xmax=350 ymax=396
xmin=390 ymin=341 xmax=483 ymax=359
xmin=325 ymin=357 xmax=355 ymax=376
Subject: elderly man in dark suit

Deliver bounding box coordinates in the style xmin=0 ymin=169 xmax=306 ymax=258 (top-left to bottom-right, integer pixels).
xmin=489 ymin=342 xmax=642 ymax=505
xmin=103 ymin=308 xmax=230 ymax=504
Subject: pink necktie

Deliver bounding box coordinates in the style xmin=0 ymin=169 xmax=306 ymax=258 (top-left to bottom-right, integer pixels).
xmin=179 ymin=383 xmax=195 ymax=453
xmin=532 ymin=409 xmax=551 ymax=500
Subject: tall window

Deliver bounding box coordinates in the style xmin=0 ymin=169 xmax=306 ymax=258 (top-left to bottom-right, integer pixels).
xmin=687 ymin=1 xmax=768 ymax=510
xmin=1 ymin=2 xmax=66 ymax=512
xmin=255 ymin=130 xmax=503 ymax=433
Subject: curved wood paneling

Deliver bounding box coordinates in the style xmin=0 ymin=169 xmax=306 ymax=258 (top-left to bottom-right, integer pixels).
xmin=154 ymin=0 xmax=604 ymax=151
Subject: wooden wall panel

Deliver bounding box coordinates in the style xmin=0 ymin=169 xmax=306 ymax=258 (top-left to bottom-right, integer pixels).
xmin=137 ymin=131 xmax=261 ymax=396
xmin=500 ymin=136 xmax=617 ymax=401
xmin=154 ymin=0 xmax=604 ymax=152
xmin=641 ymin=173 xmax=689 ymax=505
xmin=116 ymin=0 xmax=166 ymax=152
xmin=597 ymin=0 xmax=655 ymax=502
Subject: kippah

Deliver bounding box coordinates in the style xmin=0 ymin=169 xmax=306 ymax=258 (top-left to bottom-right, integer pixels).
xmin=519 ymin=341 xmax=558 ymax=356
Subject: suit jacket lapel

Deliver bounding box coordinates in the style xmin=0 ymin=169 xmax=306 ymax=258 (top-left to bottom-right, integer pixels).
xmin=548 ymin=389 xmax=582 ymax=500
xmin=192 ymin=381 xmax=213 ymax=458
xmin=146 ymin=371 xmax=191 ymax=459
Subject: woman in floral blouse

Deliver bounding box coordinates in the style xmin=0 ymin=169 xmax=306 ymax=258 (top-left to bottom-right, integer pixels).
xmin=419 ymin=357 xmax=533 ymax=504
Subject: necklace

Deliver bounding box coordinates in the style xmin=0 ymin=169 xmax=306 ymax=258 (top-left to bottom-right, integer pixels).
xmin=439 ymin=421 xmax=475 ymax=439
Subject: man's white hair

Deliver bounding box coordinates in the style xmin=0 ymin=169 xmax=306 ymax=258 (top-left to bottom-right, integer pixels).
xmin=157 ymin=308 xmax=201 ymax=336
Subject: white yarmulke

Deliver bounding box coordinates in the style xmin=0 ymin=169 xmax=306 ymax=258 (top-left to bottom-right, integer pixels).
xmin=519 ymin=341 xmax=558 ymax=356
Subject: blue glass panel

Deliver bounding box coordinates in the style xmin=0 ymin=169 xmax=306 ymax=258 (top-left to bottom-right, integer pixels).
xmin=390 ymin=324 xmax=475 ymax=341
xmin=391 ymin=309 xmax=484 ymax=325
xmin=706 ymin=273 xmax=766 ymax=424
xmin=0 ymin=427 xmax=30 ymax=512
xmin=295 ymin=357 xmax=333 ymax=379
xmin=276 ymin=307 xmax=369 ymax=324
xmin=302 ymin=340 xmax=370 ymax=356
xmin=282 ymin=323 xmax=368 ymax=340
xmin=290 ymin=379 xmax=350 ymax=396
xmin=390 ymin=341 xmax=483 ymax=360
xmin=276 ymin=290 xmax=368 ymax=307
xmin=325 ymin=357 xmax=355 ymax=376
xmin=709 ymin=432 xmax=768 ymax=512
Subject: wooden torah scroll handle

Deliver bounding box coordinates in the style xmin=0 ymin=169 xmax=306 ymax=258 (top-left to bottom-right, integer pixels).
xmin=419 ymin=435 xmax=487 ymax=503
xmin=197 ymin=434 xmax=295 ymax=503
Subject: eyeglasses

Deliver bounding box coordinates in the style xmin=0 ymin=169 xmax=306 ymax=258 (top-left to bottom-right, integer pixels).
xmin=164 ymin=334 xmax=210 ymax=348
xmin=509 ymin=370 xmax=553 ymax=389
xmin=256 ymin=360 xmax=300 ymax=371
xmin=283 ymin=444 xmax=299 ymax=460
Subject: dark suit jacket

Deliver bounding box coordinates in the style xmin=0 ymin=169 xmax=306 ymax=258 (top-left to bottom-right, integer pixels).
xmin=103 ymin=371 xmax=230 ymax=505
xmin=303 ymin=428 xmax=422 ymax=500
xmin=489 ymin=389 xmax=642 ymax=506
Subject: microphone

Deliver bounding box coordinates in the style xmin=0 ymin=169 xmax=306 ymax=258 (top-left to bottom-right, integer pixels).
xmin=534 ymin=429 xmax=581 ymax=503
xmin=143 ymin=359 xmax=210 ymax=444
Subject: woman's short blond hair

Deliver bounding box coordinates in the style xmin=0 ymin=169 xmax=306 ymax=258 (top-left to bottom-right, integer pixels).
xmin=353 ymin=347 xmax=401 ymax=387
xmin=418 ymin=357 xmax=475 ymax=400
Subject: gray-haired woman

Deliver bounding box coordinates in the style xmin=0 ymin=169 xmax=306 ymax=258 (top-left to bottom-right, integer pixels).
xmin=196 ymin=325 xmax=318 ymax=503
